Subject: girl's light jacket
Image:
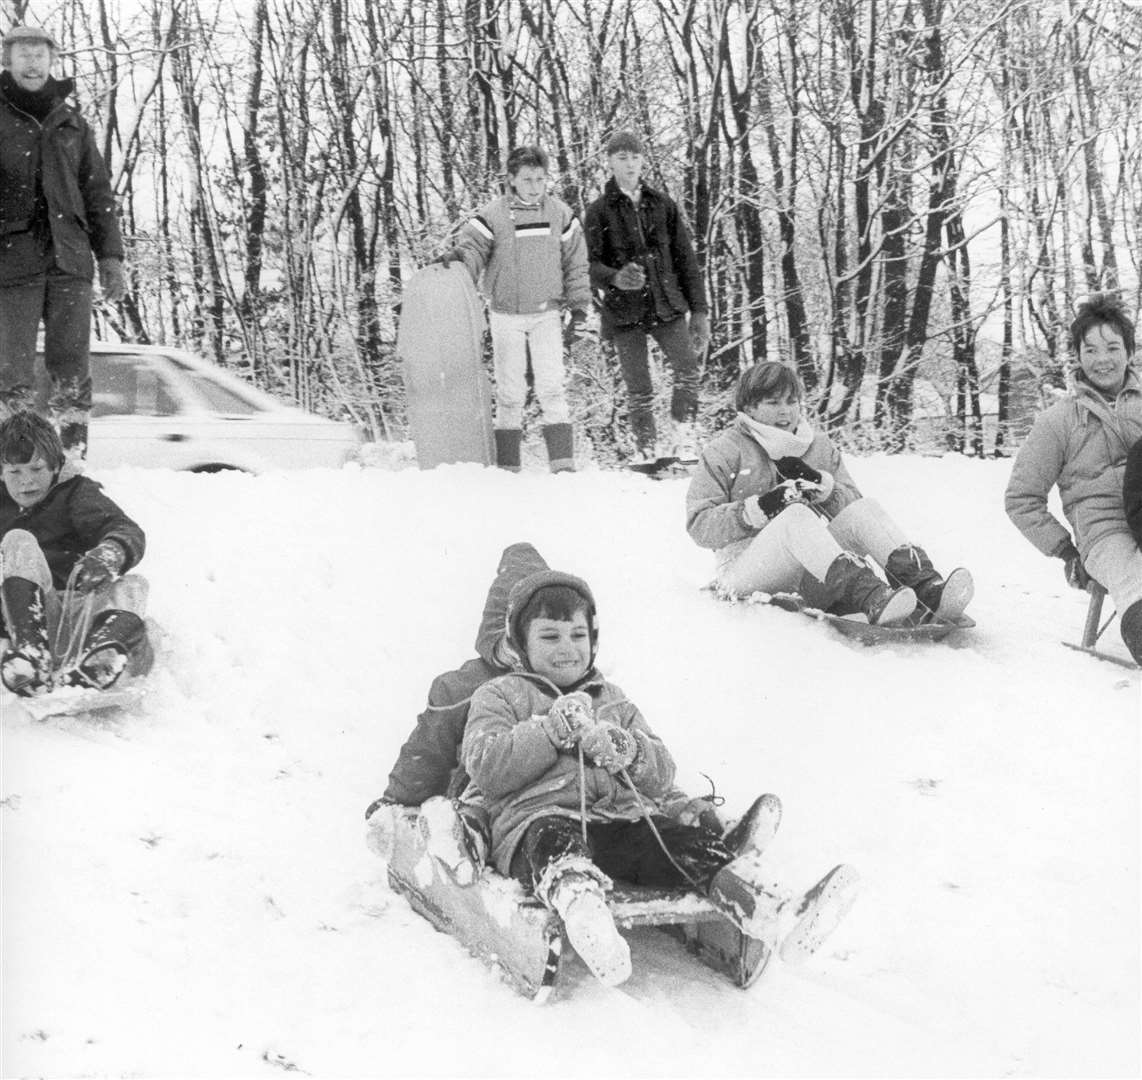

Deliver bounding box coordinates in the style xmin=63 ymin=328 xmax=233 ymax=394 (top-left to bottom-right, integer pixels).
xmin=685 ymin=418 xmax=862 ymax=573
xmin=462 ymin=670 xmax=676 ymax=876
xmin=1005 ymin=370 xmax=1142 ymax=560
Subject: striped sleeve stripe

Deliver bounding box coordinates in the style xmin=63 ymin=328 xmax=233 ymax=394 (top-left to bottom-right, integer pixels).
xmin=470 ymin=215 xmax=494 ymax=241
xmin=514 ymin=222 xmax=553 ymax=237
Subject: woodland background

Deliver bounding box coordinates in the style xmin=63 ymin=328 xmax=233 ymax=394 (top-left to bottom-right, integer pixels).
xmin=3 ymin=0 xmax=1141 ymax=458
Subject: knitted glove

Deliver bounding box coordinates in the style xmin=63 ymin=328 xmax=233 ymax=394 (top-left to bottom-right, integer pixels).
xmin=612 ymin=262 xmax=647 ymax=291
xmin=542 ymin=691 xmax=594 ymax=749
xmin=74 ymin=539 xmax=127 ymax=594
xmin=741 ymin=480 xmax=810 ymax=528
xmin=689 ymin=311 xmax=711 ymax=354
xmin=98 ymin=258 xmax=128 ymax=302
xmin=578 ymin=719 xmax=638 ymax=774
xmin=433 ymin=248 xmax=463 ymax=269
xmin=564 ymin=309 xmax=590 ymax=347
xmin=1056 ymin=538 xmax=1092 ymax=590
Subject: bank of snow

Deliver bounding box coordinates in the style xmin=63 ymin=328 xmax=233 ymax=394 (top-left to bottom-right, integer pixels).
xmin=1 ymin=452 xmax=1138 ymax=1079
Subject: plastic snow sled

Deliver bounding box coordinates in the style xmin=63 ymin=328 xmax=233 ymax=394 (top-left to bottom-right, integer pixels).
xmin=711 ymin=586 xmax=975 ymax=645
xmin=397 ymin=263 xmax=494 ymax=469
xmin=384 ymin=806 xmax=773 ymax=1002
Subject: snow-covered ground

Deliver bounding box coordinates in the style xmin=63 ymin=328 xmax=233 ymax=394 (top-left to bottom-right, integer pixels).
xmin=2 ymin=451 xmax=1139 ymax=1079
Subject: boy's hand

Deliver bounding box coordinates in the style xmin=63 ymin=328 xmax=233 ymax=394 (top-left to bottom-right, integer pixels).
xmin=564 ymin=310 xmax=590 ymax=347
xmin=98 ymin=258 xmax=128 ymax=302
xmin=612 ymin=262 xmax=646 ymax=291
xmin=542 ymin=691 xmax=593 ymax=749
xmin=74 ymin=540 xmax=126 ymax=593
xmin=743 ymin=480 xmax=811 ymax=527
xmin=689 ymin=311 xmax=710 ymax=353
xmin=1056 ymin=538 xmax=1092 ymax=590
xmin=775 ymin=457 xmax=834 ymax=502
xmin=578 ymin=720 xmax=638 ymax=773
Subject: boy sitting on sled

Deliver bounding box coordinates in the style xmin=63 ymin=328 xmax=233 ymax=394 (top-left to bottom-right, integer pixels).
xmin=0 ymin=411 xmax=150 ymax=696
xmin=366 ymin=542 xmax=726 ymax=881
xmin=1006 ymin=293 xmax=1142 ymax=664
xmin=460 ymin=567 xmax=858 ymax=987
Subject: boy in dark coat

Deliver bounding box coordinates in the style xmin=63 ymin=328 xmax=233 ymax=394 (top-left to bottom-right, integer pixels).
xmin=584 ymin=131 xmax=710 ymax=462
xmin=1126 ymin=438 xmax=1142 ymax=549
xmin=460 ymin=568 xmax=858 ymax=987
xmin=0 ymin=411 xmax=148 ymax=696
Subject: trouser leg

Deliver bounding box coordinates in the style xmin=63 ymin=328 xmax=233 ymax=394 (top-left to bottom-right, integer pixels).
xmin=649 ymin=316 xmax=699 ymax=423
xmin=0 ymin=277 xmax=46 ymax=417
xmin=719 ymin=503 xmax=842 ymax=595
xmin=612 ymin=326 xmax=656 ymax=452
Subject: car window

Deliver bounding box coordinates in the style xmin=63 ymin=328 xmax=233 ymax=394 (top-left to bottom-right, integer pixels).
xmin=91 ymin=354 xmax=180 ymax=417
xmin=181 ymin=372 xmax=261 ymax=415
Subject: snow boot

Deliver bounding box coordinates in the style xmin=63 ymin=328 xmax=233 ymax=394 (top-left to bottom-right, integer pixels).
xmin=707 ymin=854 xmax=788 ymax=942
xmin=540 ymin=858 xmax=631 ymax=986
xmin=67 ymin=609 xmax=149 ymax=690
xmin=809 ymin=553 xmax=917 ymax=625
xmin=777 ymin=863 xmax=861 ymax=965
xmin=0 ymin=576 xmax=52 ymax=697
xmin=417 ymin=795 xmax=488 ymax=886
xmin=723 ymin=793 xmax=783 ymax=858
xmin=542 ymin=422 xmax=576 ymax=473
xmin=670 ymin=420 xmax=701 ymax=463
xmin=494 ymin=428 xmax=522 ymax=472
xmin=1120 ymin=599 xmax=1142 ymax=666
xmin=884 ymin=544 xmax=973 ymax=620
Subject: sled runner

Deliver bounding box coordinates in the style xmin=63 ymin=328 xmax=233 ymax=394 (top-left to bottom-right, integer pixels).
xmin=628 ymin=455 xmax=697 ymax=480
xmin=710 ymin=586 xmax=975 ymax=645
xmin=11 ymin=683 xmax=146 ymax=722
xmin=383 ymin=806 xmax=772 ymax=1002
xmin=1063 ymin=582 xmax=1138 ymax=669
xmin=397 ymin=264 xmax=494 ymax=469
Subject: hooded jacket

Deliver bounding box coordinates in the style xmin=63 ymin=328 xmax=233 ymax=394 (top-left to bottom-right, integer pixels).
xmin=0 ymin=462 xmax=144 ymax=589
xmin=584 ymin=177 xmax=708 ymax=331
xmin=686 ymin=417 xmax=862 ymax=573
xmin=381 ymin=542 xmax=550 ymax=805
xmin=1005 ymin=370 xmax=1142 ymax=561
xmin=461 ymin=569 xmax=676 ymax=875
xmin=0 ymin=73 xmax=124 ymax=284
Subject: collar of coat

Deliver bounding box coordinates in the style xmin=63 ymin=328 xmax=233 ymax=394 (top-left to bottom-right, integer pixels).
xmin=0 ymin=72 xmax=76 ymax=118
xmin=1071 ymin=366 xmax=1141 ymax=412
xmin=604 ymin=175 xmax=660 ymax=206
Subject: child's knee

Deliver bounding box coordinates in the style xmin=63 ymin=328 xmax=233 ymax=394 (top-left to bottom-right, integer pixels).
xmin=0 ymin=530 xmax=52 ymax=586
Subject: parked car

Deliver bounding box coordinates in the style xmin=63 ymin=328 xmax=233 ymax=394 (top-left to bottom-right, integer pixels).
xmin=34 ymin=343 xmax=364 ymax=472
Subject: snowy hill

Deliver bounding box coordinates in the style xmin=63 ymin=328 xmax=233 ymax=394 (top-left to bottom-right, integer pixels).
xmin=2 ymin=453 xmax=1138 ymax=1078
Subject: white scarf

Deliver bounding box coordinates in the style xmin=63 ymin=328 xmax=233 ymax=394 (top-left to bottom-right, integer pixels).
xmin=738 ymin=412 xmax=815 ymax=458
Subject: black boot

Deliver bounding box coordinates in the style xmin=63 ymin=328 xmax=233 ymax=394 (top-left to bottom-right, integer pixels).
xmin=724 ymin=793 xmax=783 ymax=858
xmin=542 ymin=422 xmax=575 ymax=473
xmin=0 ymin=577 xmax=53 ymax=696
xmin=884 ymin=544 xmax=973 ymax=620
xmin=812 ymin=553 xmax=917 ymax=626
xmin=1120 ymin=600 xmax=1142 ymax=666
xmin=68 ymin=609 xmax=150 ymax=690
xmin=494 ymin=428 xmax=522 ymax=472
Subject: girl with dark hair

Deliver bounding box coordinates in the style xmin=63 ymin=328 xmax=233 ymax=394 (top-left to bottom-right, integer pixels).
xmin=686 ymin=362 xmax=973 ymax=626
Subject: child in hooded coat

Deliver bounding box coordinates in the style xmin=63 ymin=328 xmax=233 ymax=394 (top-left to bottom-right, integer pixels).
xmin=461 ymin=567 xmax=858 ymax=987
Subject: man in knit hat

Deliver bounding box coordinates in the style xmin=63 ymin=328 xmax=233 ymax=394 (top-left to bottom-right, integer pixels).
xmin=584 ymin=130 xmax=710 ymax=464
xmin=0 ymin=25 xmax=127 ymax=461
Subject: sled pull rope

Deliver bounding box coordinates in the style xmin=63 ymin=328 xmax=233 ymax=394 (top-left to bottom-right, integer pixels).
xmin=617 ymin=764 xmax=703 ymax=890
xmin=51 ymin=563 xmax=97 ymax=678
xmin=577 ymin=744 xmax=589 ymax=844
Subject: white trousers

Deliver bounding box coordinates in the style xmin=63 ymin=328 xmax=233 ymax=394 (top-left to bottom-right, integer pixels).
xmin=488 ymin=309 xmax=569 ymax=428
xmin=1084 ymin=531 xmax=1142 ymax=615
xmin=718 ymin=498 xmax=908 ymax=595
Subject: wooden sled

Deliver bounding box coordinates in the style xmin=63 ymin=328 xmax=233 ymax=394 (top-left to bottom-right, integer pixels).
xmin=1062 ymin=582 xmax=1137 ymax=669
xmin=384 ymin=807 xmax=772 ymax=1002
xmin=713 ymin=586 xmax=975 ymax=646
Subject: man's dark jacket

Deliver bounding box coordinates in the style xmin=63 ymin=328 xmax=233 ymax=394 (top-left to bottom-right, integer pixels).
xmin=584 ymin=177 xmax=708 ymax=331
xmin=0 ymin=75 xmax=124 ymax=284
xmin=1126 ymin=438 xmax=1142 ymax=548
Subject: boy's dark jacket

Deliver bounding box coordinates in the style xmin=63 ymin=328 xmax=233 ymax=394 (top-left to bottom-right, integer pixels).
xmin=584 ymin=177 xmax=708 ymax=331
xmin=0 ymin=467 xmax=145 ymax=589
xmin=381 ymin=542 xmax=549 ymax=804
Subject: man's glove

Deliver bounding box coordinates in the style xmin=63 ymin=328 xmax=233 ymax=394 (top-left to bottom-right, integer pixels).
xmin=564 ymin=309 xmax=590 ymax=348
xmin=612 ymin=262 xmax=647 ymax=291
xmin=689 ymin=311 xmax=711 ymax=354
xmin=98 ymin=258 xmax=127 ymax=302
xmin=542 ymin=691 xmax=594 ymax=749
xmin=74 ymin=539 xmax=126 ymax=594
xmin=433 ymin=248 xmax=463 ymax=269
xmin=578 ymin=720 xmax=638 ymax=774
xmin=742 ymin=480 xmax=811 ymax=528
xmin=1056 ymin=538 xmax=1092 ymax=590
